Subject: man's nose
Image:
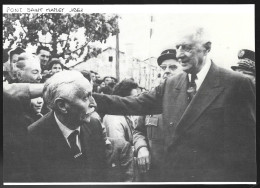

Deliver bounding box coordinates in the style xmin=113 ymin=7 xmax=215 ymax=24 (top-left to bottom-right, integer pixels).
xmin=37 ymin=100 xmax=43 ymax=104
xmin=89 ymin=96 xmax=97 ymax=109
xmin=38 ymin=73 xmax=42 ymax=80
xmin=176 ymin=46 xmax=184 ymax=59
xmin=164 ymin=66 xmax=171 ymax=72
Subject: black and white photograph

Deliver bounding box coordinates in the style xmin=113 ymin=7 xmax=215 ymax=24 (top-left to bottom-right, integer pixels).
xmin=2 ymin=4 xmax=256 ymax=185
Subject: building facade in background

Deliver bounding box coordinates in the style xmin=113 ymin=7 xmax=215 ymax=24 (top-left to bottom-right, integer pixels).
xmin=70 ymin=47 xmax=160 ymax=90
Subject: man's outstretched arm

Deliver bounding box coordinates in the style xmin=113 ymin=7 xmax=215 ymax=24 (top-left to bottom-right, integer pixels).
xmin=93 ymin=81 xmax=166 ymax=116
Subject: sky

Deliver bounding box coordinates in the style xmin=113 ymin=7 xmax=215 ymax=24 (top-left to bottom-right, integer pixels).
xmin=104 ymin=5 xmax=255 ymax=70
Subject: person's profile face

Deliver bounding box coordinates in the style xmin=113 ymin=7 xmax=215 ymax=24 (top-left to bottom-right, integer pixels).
xmin=176 ymin=35 xmax=206 ymax=74
xmin=30 ymin=97 xmax=44 ymax=114
xmin=10 ymin=54 xmax=19 ymax=70
xmin=64 ymin=79 xmax=96 ymax=127
xmin=91 ymin=73 xmax=96 ymax=82
xmin=38 ymin=50 xmax=50 ymax=66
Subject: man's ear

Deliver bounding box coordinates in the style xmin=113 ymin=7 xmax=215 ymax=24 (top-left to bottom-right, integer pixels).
xmin=54 ymin=98 xmax=68 ymax=114
xmin=16 ymin=71 xmax=22 ymax=81
xmin=203 ymin=42 xmax=212 ymax=53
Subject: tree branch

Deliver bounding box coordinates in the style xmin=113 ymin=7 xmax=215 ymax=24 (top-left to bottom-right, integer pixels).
xmin=69 ymin=37 xmax=92 ymax=54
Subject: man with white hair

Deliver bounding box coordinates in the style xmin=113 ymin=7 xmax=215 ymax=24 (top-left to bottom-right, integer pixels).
xmin=16 ymin=53 xmax=42 ymax=83
xmin=93 ymin=26 xmax=256 ymax=182
xmin=28 ymin=70 xmax=107 ymax=182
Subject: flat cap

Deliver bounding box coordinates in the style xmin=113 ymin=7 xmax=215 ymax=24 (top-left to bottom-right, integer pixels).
xmin=157 ymin=49 xmax=177 ymax=66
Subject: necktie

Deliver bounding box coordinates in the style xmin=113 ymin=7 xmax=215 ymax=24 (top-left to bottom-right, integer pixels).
xmin=187 ymin=73 xmax=197 ymax=102
xmin=68 ymin=130 xmax=81 ymax=158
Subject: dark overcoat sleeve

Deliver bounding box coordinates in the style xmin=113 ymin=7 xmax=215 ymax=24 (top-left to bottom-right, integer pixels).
xmin=93 ymin=81 xmax=166 ymax=116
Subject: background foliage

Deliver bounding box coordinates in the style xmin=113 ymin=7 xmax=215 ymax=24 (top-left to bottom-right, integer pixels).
xmin=3 ymin=13 xmax=120 ymax=63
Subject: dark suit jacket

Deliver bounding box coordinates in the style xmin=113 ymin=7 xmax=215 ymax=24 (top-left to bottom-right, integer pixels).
xmin=27 ymin=111 xmax=107 ymax=182
xmin=3 ymin=83 xmax=31 ymax=182
xmin=105 ymin=137 xmax=134 ymax=182
xmin=94 ymin=62 xmax=256 ymax=182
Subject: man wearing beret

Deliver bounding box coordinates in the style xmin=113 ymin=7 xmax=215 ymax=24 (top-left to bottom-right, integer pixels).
xmin=93 ymin=27 xmax=256 ymax=182
xmin=133 ymin=49 xmax=182 ymax=181
xmin=231 ymin=49 xmax=255 ymax=85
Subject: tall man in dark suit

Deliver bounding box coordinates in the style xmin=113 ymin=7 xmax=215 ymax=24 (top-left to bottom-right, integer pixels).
xmin=28 ymin=70 xmax=107 ymax=182
xmin=93 ymin=27 xmax=256 ymax=182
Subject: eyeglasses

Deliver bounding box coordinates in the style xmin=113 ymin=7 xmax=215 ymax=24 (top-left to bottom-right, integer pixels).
xmin=176 ymin=44 xmax=197 ymax=53
xmin=160 ymin=64 xmax=178 ymax=71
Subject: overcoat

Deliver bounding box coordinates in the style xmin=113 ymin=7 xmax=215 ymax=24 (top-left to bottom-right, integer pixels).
xmin=94 ymin=62 xmax=256 ymax=182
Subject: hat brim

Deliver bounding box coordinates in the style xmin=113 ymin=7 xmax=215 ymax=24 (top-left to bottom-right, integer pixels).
xmin=231 ymin=66 xmax=239 ymax=71
xmin=231 ymin=65 xmax=255 ymax=73
xmin=157 ymin=54 xmax=177 ymax=66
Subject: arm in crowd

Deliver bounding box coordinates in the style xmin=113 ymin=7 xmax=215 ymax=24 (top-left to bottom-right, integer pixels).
xmin=133 ymin=116 xmax=150 ymax=173
xmin=3 ymin=83 xmax=44 ymax=100
xmin=3 ymin=83 xmax=44 ymax=113
xmin=133 ymin=116 xmax=148 ymax=154
xmin=93 ymin=80 xmax=166 ymax=116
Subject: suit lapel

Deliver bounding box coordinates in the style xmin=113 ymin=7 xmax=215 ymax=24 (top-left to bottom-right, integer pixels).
xmin=171 ymin=73 xmax=189 ymax=101
xmin=79 ymin=121 xmax=93 ymax=156
xmin=175 ymin=62 xmax=224 ymax=133
xmin=47 ymin=111 xmax=72 ymax=156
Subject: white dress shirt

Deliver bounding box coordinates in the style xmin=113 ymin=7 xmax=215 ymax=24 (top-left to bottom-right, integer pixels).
xmin=188 ymin=55 xmax=212 ymax=91
xmin=54 ymin=112 xmax=81 ymax=151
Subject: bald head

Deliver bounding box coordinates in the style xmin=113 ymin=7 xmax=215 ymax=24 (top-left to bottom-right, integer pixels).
xmin=16 ymin=53 xmax=42 ymax=83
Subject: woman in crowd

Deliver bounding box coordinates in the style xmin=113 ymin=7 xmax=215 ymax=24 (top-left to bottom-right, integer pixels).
xmin=102 ymin=78 xmax=139 ymax=146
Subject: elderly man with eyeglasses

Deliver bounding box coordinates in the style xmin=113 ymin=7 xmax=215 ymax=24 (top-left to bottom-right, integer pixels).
xmin=93 ymin=26 xmax=256 ymax=182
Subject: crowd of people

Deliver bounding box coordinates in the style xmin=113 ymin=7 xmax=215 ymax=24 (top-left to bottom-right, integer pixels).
xmin=3 ymin=26 xmax=256 ymax=183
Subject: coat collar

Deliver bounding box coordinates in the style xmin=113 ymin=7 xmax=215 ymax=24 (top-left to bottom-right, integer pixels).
xmin=175 ymin=62 xmax=225 ymax=133
xmin=46 ymin=111 xmax=93 ymax=156
xmin=175 ymin=72 xmax=188 ymax=90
